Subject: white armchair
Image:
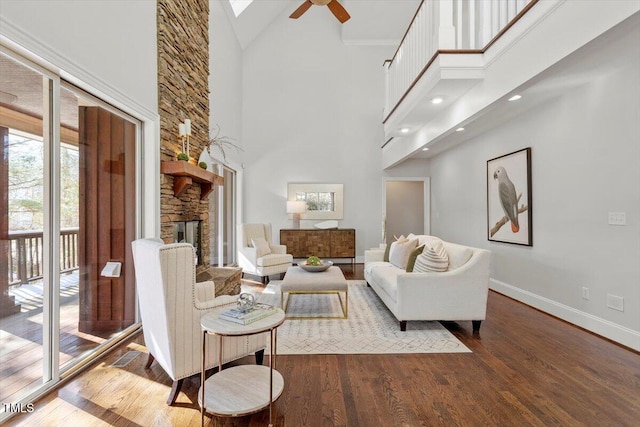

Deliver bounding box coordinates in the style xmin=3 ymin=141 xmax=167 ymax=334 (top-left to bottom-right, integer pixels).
xmin=131 ymin=238 xmax=267 ymax=405
xmin=237 ymin=223 xmax=293 ymax=284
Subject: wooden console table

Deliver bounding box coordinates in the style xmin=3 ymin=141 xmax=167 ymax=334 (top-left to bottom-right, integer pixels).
xmin=280 ymin=229 xmax=355 ymax=263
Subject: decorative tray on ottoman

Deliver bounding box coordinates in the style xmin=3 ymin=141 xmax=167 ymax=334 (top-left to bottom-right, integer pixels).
xmin=298 ymin=260 xmax=333 ymax=272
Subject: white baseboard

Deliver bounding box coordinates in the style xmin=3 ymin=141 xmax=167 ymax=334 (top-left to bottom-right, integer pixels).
xmin=490 ymin=278 xmax=640 ymax=351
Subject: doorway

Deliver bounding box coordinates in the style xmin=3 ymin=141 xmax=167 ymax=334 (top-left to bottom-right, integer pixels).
xmin=209 ymin=163 xmax=240 ymax=266
xmin=384 ymin=178 xmax=430 ymax=241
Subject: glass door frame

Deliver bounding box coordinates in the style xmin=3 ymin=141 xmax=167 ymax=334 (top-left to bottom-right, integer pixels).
xmin=0 ymin=44 xmax=147 ymax=421
xmin=211 ymin=158 xmax=242 ymax=267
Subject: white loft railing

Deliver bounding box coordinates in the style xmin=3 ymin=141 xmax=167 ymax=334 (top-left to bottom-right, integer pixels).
xmin=384 ymin=0 xmax=537 ymax=122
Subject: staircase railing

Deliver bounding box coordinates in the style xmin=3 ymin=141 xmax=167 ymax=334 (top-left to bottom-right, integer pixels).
xmin=384 ymin=0 xmax=537 ymax=122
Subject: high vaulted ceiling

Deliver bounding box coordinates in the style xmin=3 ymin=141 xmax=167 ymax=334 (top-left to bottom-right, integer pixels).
xmin=217 ymin=0 xmax=420 ymax=49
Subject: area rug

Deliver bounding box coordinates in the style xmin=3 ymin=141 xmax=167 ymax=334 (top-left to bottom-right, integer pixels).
xmin=257 ymin=280 xmax=470 ymax=355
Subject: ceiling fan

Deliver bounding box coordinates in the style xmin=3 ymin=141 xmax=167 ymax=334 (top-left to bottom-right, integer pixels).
xmin=290 ymin=0 xmax=351 ymax=24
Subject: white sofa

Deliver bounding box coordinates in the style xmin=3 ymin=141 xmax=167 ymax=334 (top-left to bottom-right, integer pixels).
xmin=364 ymin=235 xmax=490 ymax=332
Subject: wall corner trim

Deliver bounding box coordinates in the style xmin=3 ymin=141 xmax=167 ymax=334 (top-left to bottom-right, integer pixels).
xmin=490 ymin=278 xmax=640 ymax=351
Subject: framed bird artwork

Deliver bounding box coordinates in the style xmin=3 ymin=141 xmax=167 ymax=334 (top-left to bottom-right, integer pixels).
xmin=487 ymin=148 xmax=532 ymax=246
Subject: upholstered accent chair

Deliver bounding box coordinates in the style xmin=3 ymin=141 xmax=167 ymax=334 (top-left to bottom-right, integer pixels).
xmin=237 ymin=223 xmax=293 ymax=284
xmin=131 ymin=238 xmax=267 ymax=405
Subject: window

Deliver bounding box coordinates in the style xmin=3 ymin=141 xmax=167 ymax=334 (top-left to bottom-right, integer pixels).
xmin=229 ymin=0 xmax=254 ymax=17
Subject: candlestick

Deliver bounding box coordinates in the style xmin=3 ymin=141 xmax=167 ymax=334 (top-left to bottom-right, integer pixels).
xmin=184 ymin=119 xmax=191 ymax=136
xmin=179 ymin=123 xmax=186 ymax=136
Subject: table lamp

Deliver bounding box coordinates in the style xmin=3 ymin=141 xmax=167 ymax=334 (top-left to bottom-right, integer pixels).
xmin=286 ymin=201 xmax=306 ymax=229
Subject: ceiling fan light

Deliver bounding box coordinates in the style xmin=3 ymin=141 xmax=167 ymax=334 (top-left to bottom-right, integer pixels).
xmin=311 ymin=0 xmax=332 ymax=5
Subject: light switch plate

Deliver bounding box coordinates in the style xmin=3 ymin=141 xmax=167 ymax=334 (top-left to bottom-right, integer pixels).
xmin=608 ymin=212 xmax=626 ymax=226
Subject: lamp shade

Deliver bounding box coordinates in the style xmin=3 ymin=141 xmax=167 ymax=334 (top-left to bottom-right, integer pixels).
xmin=286 ymin=200 xmax=306 ymax=214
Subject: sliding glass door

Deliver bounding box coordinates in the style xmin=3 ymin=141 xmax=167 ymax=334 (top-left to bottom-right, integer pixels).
xmin=209 ymin=164 xmax=238 ymax=266
xmin=0 ymin=49 xmax=141 ymax=419
xmin=0 ymin=51 xmax=47 ymax=407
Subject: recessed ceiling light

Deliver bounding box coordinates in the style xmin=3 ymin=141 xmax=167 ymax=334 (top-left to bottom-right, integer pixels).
xmin=400 ymin=128 xmax=409 ymax=134
xmin=431 ymin=97 xmax=443 ymax=104
xmin=508 ymin=95 xmax=522 ymax=101
xmin=456 ymin=127 xmax=465 ymax=132
xmin=422 ymin=147 xmax=429 ymax=151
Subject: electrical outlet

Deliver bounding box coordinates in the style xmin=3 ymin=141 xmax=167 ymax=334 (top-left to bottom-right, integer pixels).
xmin=607 ymin=294 xmax=624 ymax=312
xmin=581 ymin=287 xmax=590 ymax=300
xmin=608 ymin=212 xmax=626 ymax=226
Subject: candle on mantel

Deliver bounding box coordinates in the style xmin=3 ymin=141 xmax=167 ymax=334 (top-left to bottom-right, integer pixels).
xmin=184 ymin=119 xmax=191 ymax=136
xmin=179 ymin=123 xmax=186 ymax=136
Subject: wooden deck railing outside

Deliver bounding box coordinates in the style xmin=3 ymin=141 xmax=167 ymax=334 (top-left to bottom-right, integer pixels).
xmin=6 ymin=228 xmax=79 ymax=286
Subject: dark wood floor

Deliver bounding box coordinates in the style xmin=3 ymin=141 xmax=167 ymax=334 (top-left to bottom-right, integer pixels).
xmin=6 ymin=264 xmax=640 ymax=426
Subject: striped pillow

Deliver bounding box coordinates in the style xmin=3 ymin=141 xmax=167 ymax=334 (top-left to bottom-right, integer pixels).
xmin=413 ymin=241 xmax=449 ymax=273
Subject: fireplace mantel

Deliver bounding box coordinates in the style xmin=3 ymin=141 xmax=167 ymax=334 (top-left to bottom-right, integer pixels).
xmin=161 ymin=161 xmax=224 ymax=199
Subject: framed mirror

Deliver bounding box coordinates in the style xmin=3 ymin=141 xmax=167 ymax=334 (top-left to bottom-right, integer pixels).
xmin=287 ymin=183 xmax=344 ymax=220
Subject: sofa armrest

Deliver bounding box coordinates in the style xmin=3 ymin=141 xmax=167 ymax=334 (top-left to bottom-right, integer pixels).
xmin=238 ymin=246 xmax=258 ymax=265
xmin=193 ymin=283 xmax=237 ymax=311
xmin=395 ymin=249 xmax=491 ymax=320
xmin=270 ymin=244 xmax=287 ymax=254
xmin=365 ymin=249 xmax=384 ymax=263
xmin=194 ymin=280 xmax=216 ymax=304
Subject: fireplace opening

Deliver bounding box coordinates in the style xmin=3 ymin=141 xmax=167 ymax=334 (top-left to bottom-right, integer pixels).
xmin=173 ymin=220 xmax=202 ymax=265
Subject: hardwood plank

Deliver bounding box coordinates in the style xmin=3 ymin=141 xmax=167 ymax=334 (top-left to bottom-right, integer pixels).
xmin=5 ymin=264 xmax=640 ymax=426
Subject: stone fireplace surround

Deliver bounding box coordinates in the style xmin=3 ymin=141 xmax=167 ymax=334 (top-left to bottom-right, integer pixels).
xmin=157 ymin=0 xmax=212 ymax=275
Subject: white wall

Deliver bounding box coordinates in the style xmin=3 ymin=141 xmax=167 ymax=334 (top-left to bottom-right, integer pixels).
xmin=428 ymin=61 xmax=640 ymax=349
xmin=0 ymin=0 xmax=157 ymax=113
xmin=210 ymin=0 xmax=243 ymax=163
xmin=241 ymin=11 xmax=398 ymax=257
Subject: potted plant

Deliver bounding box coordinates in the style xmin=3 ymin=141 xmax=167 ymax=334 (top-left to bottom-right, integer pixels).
xmin=177 ymin=152 xmax=189 ymax=161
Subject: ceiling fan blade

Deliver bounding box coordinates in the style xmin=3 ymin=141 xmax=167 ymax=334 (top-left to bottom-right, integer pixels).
xmin=290 ymin=1 xmax=313 ymax=19
xmin=327 ymin=0 xmax=351 ymax=23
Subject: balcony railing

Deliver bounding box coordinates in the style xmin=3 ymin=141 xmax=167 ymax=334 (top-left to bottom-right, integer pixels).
xmin=6 ymin=228 xmax=79 ymax=286
xmin=384 ymin=0 xmax=537 ymax=121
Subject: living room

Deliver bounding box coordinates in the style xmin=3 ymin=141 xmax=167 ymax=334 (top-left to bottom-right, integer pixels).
xmin=0 ymin=0 xmax=638 ymax=425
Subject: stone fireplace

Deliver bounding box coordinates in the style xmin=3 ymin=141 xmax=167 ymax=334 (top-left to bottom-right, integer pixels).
xmin=157 ymin=0 xmax=212 ymax=274
xmin=173 ymin=220 xmax=202 ymax=265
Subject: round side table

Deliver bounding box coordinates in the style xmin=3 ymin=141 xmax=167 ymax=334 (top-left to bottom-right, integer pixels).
xmin=199 ymin=306 xmax=285 ymax=427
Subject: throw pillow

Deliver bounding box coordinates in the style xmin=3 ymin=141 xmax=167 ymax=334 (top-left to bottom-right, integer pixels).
xmin=251 ymin=237 xmax=272 ymax=258
xmin=383 ymin=235 xmax=407 ymax=262
xmin=405 ymin=244 xmax=425 ymax=272
xmin=413 ymin=241 xmax=449 ymax=273
xmin=389 ymin=238 xmax=418 ymax=270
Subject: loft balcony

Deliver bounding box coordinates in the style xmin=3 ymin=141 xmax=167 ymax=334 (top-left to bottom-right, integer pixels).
xmin=382 ymin=0 xmax=640 ymax=168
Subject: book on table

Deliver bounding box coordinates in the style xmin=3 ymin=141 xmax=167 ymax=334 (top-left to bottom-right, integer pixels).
xmin=219 ymin=303 xmax=277 ymax=325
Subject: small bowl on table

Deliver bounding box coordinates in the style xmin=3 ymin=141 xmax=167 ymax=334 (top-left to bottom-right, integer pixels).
xmin=298 ymin=260 xmax=333 ymax=272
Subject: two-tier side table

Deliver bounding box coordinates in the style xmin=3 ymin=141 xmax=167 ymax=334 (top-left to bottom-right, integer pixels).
xmin=199 ymin=306 xmax=286 ymax=427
